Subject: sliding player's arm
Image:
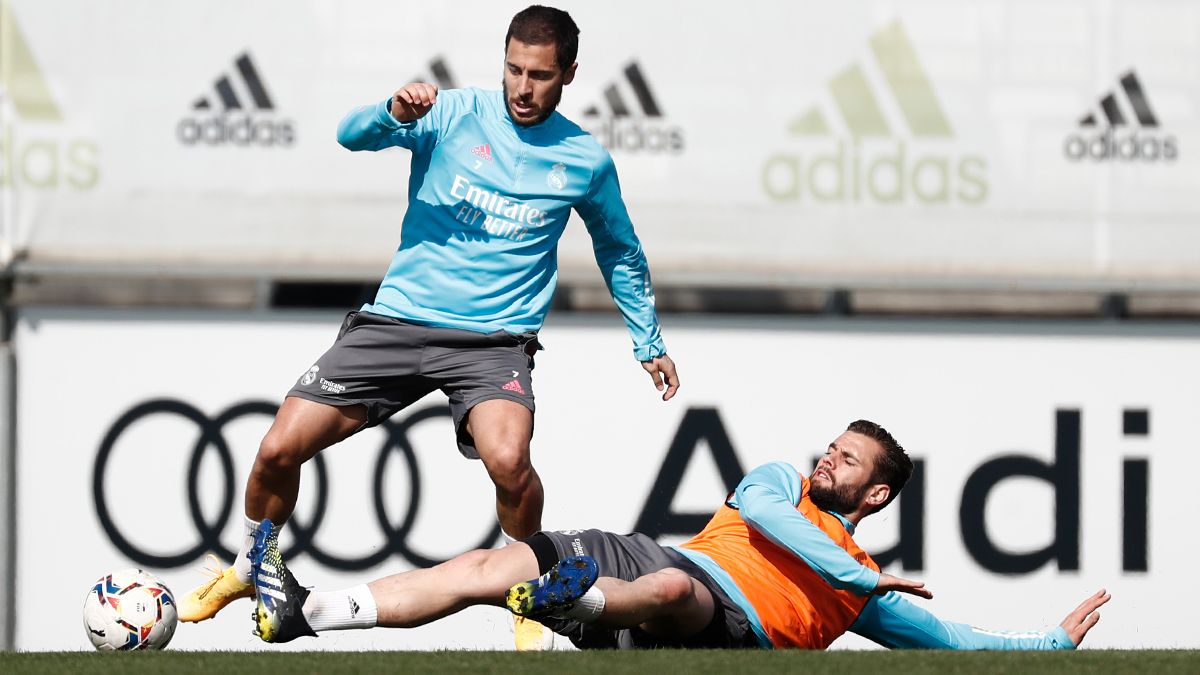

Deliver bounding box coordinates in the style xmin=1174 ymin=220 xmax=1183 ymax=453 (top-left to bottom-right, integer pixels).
xmin=850 ymin=588 xmax=1110 ymax=649
xmin=734 ymin=462 xmax=927 ymax=597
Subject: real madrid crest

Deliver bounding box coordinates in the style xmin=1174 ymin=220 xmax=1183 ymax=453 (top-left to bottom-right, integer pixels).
xmin=547 ymin=162 xmax=567 ymax=190
xmin=300 ymin=365 xmax=320 ymax=386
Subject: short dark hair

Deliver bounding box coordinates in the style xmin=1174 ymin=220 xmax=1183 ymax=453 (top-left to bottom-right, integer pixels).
xmin=847 ymin=419 xmax=912 ymax=514
xmin=505 ymin=5 xmax=580 ymax=71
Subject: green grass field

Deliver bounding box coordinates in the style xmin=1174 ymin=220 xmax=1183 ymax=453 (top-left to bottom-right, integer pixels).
xmin=3 ymin=650 xmax=1197 ymax=675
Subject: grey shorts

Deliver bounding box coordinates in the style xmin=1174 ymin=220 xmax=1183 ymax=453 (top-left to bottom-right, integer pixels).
xmin=287 ymin=310 xmax=539 ymax=459
xmin=525 ymin=529 xmax=756 ymax=650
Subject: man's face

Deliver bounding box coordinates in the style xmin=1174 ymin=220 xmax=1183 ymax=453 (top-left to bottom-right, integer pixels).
xmin=809 ymin=431 xmax=883 ymax=515
xmin=502 ymin=38 xmax=576 ymax=126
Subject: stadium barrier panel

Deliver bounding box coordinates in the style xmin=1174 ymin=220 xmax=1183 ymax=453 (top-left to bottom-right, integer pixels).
xmin=12 ymin=309 xmax=1194 ymax=650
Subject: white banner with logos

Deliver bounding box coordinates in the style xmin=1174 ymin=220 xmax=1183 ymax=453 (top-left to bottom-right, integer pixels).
xmin=13 ymin=309 xmax=1198 ymax=650
xmin=4 ymin=0 xmax=1200 ymax=286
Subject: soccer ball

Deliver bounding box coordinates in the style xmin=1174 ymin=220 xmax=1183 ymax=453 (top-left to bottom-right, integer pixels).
xmin=82 ymin=569 xmax=178 ymax=651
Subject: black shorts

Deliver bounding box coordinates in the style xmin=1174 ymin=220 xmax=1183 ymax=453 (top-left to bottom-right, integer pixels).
xmin=524 ymin=529 xmax=757 ymax=650
xmin=286 ymin=310 xmax=539 ymax=458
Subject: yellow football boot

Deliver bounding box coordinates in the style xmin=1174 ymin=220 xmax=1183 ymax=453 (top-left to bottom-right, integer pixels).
xmin=177 ymin=554 xmax=254 ymax=622
xmin=513 ymin=614 xmax=554 ymax=651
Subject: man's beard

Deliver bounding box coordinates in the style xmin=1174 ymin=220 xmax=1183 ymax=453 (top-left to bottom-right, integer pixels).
xmin=502 ymin=79 xmax=562 ymax=127
xmin=809 ymin=478 xmax=866 ymax=515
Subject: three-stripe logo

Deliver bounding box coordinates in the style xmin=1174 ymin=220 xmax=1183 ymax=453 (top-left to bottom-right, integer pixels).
xmin=1064 ymin=70 xmax=1177 ymax=162
xmin=1078 ymin=72 xmax=1157 ymax=129
xmin=177 ymin=51 xmax=295 ymax=147
xmin=0 ymin=0 xmax=99 ymax=189
xmin=579 ymin=61 xmax=683 ymax=154
xmin=763 ymin=19 xmax=987 ymax=204
xmin=582 ymin=62 xmax=661 ymax=118
xmin=787 ymin=20 xmax=951 ymax=140
xmin=192 ymin=53 xmax=275 ymax=112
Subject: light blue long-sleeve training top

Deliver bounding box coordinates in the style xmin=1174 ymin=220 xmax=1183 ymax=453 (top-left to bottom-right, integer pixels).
xmin=674 ymin=462 xmax=1075 ymax=650
xmin=336 ymin=88 xmax=666 ymax=361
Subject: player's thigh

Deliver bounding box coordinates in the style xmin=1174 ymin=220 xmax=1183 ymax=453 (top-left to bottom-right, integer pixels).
xmin=466 ymin=398 xmax=534 ymax=468
xmin=261 ymin=395 xmax=367 ymax=463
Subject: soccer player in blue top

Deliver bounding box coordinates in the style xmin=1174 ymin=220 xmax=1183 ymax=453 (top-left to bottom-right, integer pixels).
xmin=178 ymin=7 xmax=679 ymax=647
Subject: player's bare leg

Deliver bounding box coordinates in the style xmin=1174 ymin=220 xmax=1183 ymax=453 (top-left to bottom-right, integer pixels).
xmin=245 ymin=396 xmax=368 ymax=523
xmin=468 ymin=399 xmax=542 ymax=539
xmin=179 ymin=397 xmax=366 ymax=623
xmin=467 ymin=399 xmax=548 ymax=648
xmin=249 ymin=540 xmax=542 ymax=643
xmin=591 ymin=569 xmax=715 ymax=638
xmin=369 ymin=544 xmax=542 ymax=627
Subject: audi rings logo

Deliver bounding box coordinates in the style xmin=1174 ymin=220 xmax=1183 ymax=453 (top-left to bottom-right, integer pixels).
xmin=93 ymin=399 xmax=500 ymax=571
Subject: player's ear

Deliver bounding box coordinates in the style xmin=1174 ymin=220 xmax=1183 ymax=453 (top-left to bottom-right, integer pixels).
xmin=562 ymin=62 xmax=577 ymax=86
xmin=865 ymin=484 xmax=890 ymax=509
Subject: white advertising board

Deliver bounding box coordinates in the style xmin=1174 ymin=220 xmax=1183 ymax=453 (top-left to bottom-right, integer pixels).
xmin=13 ymin=309 xmax=1198 ymax=650
xmin=3 ymin=0 xmax=1200 ymax=286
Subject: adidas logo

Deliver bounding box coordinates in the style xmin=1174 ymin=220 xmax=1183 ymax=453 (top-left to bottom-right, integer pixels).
xmin=1078 ymin=72 xmax=1157 ymax=128
xmin=0 ymin=0 xmax=100 ymax=189
xmin=763 ymin=19 xmax=987 ymax=204
xmin=579 ymin=61 xmax=683 ymax=154
xmin=1 ymin=0 xmax=59 ymax=123
xmin=1064 ymin=70 xmax=1177 ymax=162
xmin=583 ymin=62 xmax=661 ymax=118
xmin=413 ymin=57 xmax=459 ymax=90
xmin=472 ymin=144 xmax=493 ymax=162
xmin=192 ymin=53 xmax=274 ymax=112
xmin=176 ymin=51 xmax=295 ymax=147
xmin=502 ymin=379 xmax=526 ymax=395
xmin=349 ymin=597 xmax=360 ymax=618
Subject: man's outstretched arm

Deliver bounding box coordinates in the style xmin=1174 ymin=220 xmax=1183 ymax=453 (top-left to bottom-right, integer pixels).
xmin=850 ymin=588 xmax=1111 ymax=650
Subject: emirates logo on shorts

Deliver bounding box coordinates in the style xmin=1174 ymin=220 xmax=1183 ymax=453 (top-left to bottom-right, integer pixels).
xmin=502 ymin=379 xmax=525 ymax=395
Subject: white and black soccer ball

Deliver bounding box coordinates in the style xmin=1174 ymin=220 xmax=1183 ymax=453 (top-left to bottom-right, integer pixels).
xmin=82 ymin=569 xmax=178 ymax=651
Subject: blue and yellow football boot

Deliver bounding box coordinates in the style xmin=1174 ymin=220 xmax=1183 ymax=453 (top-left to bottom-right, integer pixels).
xmin=249 ymin=518 xmax=316 ymax=643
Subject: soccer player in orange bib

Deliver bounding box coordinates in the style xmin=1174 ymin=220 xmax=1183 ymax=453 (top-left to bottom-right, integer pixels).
xmin=246 ymin=419 xmax=1109 ymax=650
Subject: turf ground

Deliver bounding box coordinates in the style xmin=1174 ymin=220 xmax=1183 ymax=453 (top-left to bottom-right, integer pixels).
xmin=3 ymin=650 xmax=1197 ymax=675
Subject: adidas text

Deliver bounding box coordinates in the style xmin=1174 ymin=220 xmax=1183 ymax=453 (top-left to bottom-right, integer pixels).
xmin=0 ymin=123 xmax=99 ymax=189
xmin=763 ymin=140 xmax=987 ymax=204
xmin=176 ymin=115 xmax=296 ymax=147
xmin=1064 ymin=129 xmax=1178 ymax=162
xmin=586 ymin=118 xmax=684 ymax=154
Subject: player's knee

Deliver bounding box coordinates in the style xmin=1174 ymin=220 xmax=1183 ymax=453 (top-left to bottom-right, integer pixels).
xmin=255 ymin=433 xmax=304 ymax=474
xmin=482 ymin=443 xmax=534 ymax=494
xmin=448 ymin=548 xmax=507 ymax=593
xmin=650 ymin=569 xmax=697 ymax=609
xmin=452 ymin=548 xmax=495 ymax=576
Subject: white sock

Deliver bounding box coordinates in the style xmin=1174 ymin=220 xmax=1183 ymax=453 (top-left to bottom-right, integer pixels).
xmin=501 ymin=529 xmax=518 ymax=546
xmin=233 ymin=516 xmax=259 ymax=583
xmin=302 ymin=584 xmax=379 ymax=632
xmin=557 ymin=586 xmax=605 ymax=623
